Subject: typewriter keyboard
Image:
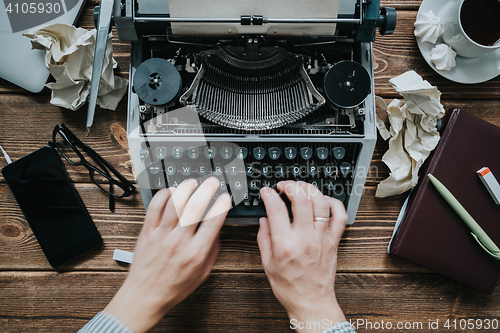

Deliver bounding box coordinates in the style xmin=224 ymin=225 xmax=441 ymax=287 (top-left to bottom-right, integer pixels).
xmin=141 ymin=141 xmax=361 ymax=217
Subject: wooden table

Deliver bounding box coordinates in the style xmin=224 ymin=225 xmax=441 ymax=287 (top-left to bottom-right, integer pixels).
xmin=1 ymin=1 xmax=499 ymax=332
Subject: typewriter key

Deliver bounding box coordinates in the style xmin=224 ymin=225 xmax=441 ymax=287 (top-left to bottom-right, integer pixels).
xmin=236 ymin=147 xmax=248 ymax=159
xmin=154 ymin=146 xmax=167 ymax=160
xmin=285 ymin=147 xmax=297 ymax=160
xmin=188 ymin=147 xmax=200 ymax=159
xmin=316 ymin=147 xmax=329 ymax=160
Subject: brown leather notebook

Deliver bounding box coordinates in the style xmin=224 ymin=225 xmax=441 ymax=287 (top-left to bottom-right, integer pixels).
xmin=389 ymin=108 xmax=500 ymax=294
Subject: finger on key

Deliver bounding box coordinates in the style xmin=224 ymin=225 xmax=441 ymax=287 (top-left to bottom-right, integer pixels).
xmin=277 ymin=180 xmax=313 ymax=230
xmin=143 ymin=188 xmax=174 ymax=234
xmin=260 ymin=186 xmax=291 ymax=243
xmin=160 ymin=179 xmax=198 ymax=231
xmin=178 ymin=177 xmax=220 ymax=230
xmin=194 ymin=192 xmax=231 ymax=253
xmin=310 ymin=188 xmax=330 ymax=233
xmin=326 ymin=196 xmax=348 ymax=243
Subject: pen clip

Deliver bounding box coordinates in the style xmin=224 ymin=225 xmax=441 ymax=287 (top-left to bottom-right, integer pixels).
xmin=471 ymin=232 xmax=500 ymax=261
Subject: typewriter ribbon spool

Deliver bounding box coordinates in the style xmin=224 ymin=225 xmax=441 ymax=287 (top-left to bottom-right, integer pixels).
xmin=133 ymin=58 xmax=182 ymax=106
xmin=323 ymin=60 xmax=371 ymax=108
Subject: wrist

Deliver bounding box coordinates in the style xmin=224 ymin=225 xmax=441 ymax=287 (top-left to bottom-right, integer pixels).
xmin=104 ymin=282 xmax=173 ymax=333
xmin=287 ymin=298 xmax=346 ymax=333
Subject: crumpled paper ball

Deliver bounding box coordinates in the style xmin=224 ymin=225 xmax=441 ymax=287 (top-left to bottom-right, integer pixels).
xmin=414 ymin=10 xmax=443 ymax=44
xmin=430 ymin=44 xmax=457 ymax=71
xmin=24 ymin=23 xmax=128 ymax=111
xmin=375 ymin=71 xmax=445 ymax=198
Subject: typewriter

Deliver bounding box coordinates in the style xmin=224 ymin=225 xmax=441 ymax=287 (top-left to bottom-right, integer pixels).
xmin=93 ymin=0 xmax=396 ymax=224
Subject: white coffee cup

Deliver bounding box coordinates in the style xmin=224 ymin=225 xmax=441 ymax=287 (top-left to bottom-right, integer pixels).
xmin=441 ymin=0 xmax=500 ymax=58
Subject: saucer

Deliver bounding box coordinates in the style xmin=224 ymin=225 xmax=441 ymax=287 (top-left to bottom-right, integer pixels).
xmin=417 ymin=0 xmax=500 ymax=84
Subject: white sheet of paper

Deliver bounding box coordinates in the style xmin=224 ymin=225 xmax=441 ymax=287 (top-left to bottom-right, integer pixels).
xmin=169 ymin=0 xmax=340 ymax=36
xmin=24 ymin=24 xmax=128 ymax=111
xmin=375 ymin=71 xmax=445 ymax=198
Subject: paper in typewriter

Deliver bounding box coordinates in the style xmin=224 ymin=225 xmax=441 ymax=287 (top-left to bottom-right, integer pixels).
xmin=169 ymin=0 xmax=340 ymax=36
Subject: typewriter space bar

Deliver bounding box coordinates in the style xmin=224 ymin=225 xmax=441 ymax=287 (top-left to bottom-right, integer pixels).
xmin=226 ymin=205 xmax=293 ymax=218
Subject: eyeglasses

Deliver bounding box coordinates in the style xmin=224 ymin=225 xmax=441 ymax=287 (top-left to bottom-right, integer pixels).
xmin=51 ymin=124 xmax=135 ymax=211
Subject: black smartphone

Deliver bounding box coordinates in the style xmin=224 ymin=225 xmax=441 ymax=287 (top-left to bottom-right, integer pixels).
xmin=2 ymin=145 xmax=102 ymax=267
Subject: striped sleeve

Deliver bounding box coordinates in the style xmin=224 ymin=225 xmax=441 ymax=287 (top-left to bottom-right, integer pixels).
xmin=319 ymin=321 xmax=356 ymax=333
xmin=79 ymin=311 xmax=133 ymax=333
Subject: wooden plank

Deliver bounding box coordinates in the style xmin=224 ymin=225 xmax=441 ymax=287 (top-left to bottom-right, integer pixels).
xmin=0 ymin=183 xmax=422 ymax=272
xmin=4 ymin=8 xmax=500 ymax=99
xmin=0 ymin=271 xmax=499 ymax=333
xmin=2 ymin=96 xmax=500 ymax=184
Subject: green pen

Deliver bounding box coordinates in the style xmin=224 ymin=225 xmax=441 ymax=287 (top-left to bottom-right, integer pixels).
xmin=428 ymin=173 xmax=500 ymax=261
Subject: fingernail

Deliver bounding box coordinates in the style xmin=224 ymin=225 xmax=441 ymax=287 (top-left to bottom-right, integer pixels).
xmin=259 ymin=217 xmax=264 ymax=224
xmin=208 ymin=176 xmax=220 ymax=184
xmin=181 ymin=178 xmax=197 ymax=185
xmin=220 ymin=192 xmax=231 ymax=200
xmin=260 ymin=187 xmax=271 ymax=195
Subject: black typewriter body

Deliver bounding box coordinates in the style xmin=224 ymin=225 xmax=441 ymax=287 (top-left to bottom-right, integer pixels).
xmin=117 ymin=0 xmax=396 ymax=224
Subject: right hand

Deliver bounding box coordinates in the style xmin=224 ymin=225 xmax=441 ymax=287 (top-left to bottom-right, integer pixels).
xmin=258 ymin=181 xmax=348 ymax=333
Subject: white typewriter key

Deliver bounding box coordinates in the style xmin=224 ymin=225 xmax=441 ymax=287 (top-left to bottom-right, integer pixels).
xmin=155 ymin=146 xmax=168 ymax=160
xmin=300 ymin=147 xmax=313 ymax=160
xmin=197 ymin=163 xmax=208 ymax=176
xmin=236 ymin=147 xmax=248 ymax=159
xmin=307 ymin=164 xmax=319 ymax=176
xmin=165 ymin=163 xmax=176 ymax=176
xmin=148 ymin=162 xmax=161 ymax=175
xmin=188 ymin=147 xmax=199 ymax=159
xmin=323 ymin=164 xmax=336 ymax=177
xmin=285 ymin=147 xmax=297 ymax=160
xmin=172 ymin=146 xmax=184 ymax=159
xmin=245 ymin=163 xmax=256 ymax=176
xmin=290 ymin=164 xmax=302 ymax=177
xmin=213 ymin=164 xmax=224 ymax=176
xmin=324 ymin=179 xmax=336 ymax=191
xmin=226 ymin=163 xmax=240 ymax=176
xmin=180 ymin=163 xmax=192 ymax=176
xmin=253 ymin=147 xmax=266 ymax=160
xmin=204 ymin=147 xmax=216 ymax=159
xmin=339 ymin=162 xmax=352 ymax=177
xmin=249 ymin=179 xmax=261 ymax=191
xmin=332 ymin=147 xmax=346 ymax=159
xmin=262 ymin=179 xmax=275 ymax=188
xmin=275 ymin=164 xmax=287 ymax=178
xmin=316 ymin=147 xmax=329 ymax=160
xmin=167 ymin=177 xmax=182 ymax=188
xmin=268 ymin=147 xmax=281 ymax=160
xmin=243 ymin=192 xmax=252 ymax=202
xmin=221 ymin=147 xmax=233 ymax=160
xmin=152 ymin=175 xmax=166 ymax=189
xmin=232 ymin=180 xmax=244 ymax=191
xmin=261 ymin=164 xmax=272 ymax=177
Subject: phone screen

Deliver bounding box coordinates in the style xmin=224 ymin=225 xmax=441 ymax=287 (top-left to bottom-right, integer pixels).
xmin=2 ymin=145 xmax=102 ymax=267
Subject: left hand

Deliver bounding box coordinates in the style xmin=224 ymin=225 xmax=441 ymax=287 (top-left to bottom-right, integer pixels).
xmin=104 ymin=177 xmax=231 ymax=333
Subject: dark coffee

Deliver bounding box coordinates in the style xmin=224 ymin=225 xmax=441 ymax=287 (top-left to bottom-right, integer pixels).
xmin=461 ymin=0 xmax=500 ymax=46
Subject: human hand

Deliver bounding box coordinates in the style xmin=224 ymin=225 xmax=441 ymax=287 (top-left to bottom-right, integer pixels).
xmin=104 ymin=177 xmax=231 ymax=333
xmin=258 ymin=181 xmax=348 ymax=333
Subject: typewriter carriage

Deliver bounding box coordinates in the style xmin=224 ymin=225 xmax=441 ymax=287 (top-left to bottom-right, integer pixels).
xmin=94 ymin=0 xmax=396 ymax=224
